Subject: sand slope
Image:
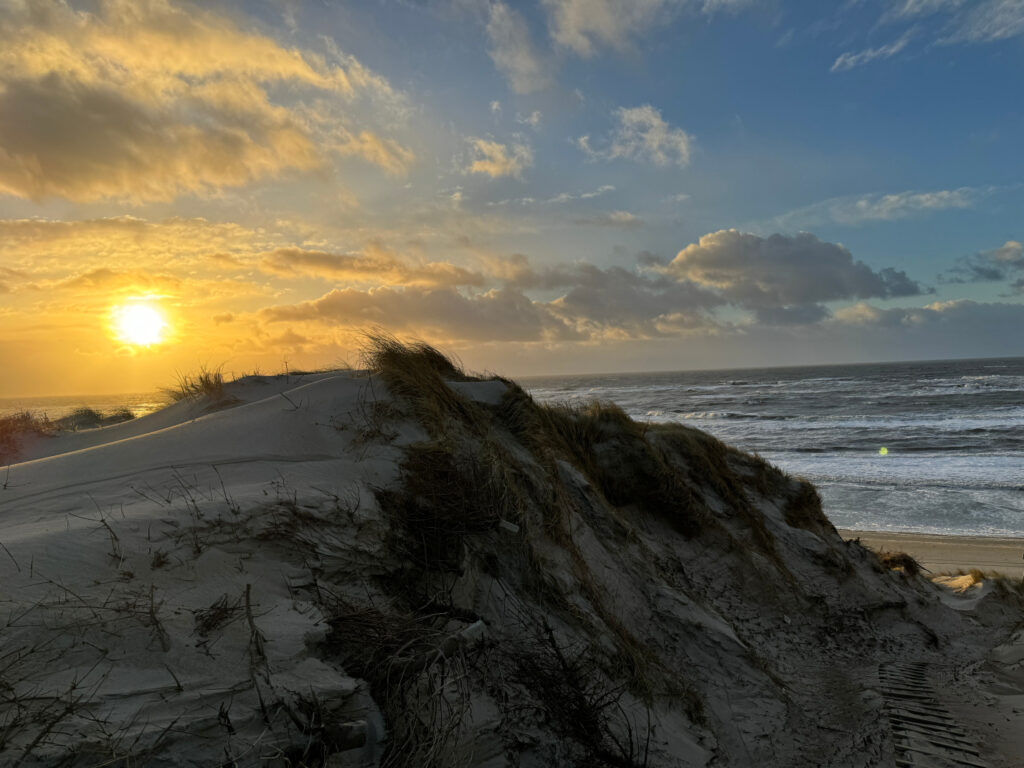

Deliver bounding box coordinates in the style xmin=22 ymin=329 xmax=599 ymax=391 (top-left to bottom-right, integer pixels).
xmin=1 ymin=367 xmax=1022 ymax=767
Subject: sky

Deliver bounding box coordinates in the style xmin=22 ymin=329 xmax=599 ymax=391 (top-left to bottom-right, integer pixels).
xmin=1 ymin=0 xmax=1022 ymax=396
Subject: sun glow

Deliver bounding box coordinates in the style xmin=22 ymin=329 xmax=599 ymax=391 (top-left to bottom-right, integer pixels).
xmin=113 ymin=303 xmax=168 ymax=346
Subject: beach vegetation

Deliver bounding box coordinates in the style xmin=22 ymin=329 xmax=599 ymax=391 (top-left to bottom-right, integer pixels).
xmin=0 ymin=411 xmax=52 ymax=463
xmin=163 ymin=366 xmax=225 ymax=402
xmin=876 ymin=550 xmax=924 ymax=577
xmin=362 ymin=332 xmax=481 ymax=436
xmin=357 ymin=337 xmax=866 ymax=762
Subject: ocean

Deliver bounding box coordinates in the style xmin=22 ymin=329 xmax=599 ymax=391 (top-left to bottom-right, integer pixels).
xmin=0 ymin=392 xmax=166 ymax=422
xmin=525 ymin=357 xmax=1024 ymax=538
xmin=4 ymin=357 xmax=1022 ymax=537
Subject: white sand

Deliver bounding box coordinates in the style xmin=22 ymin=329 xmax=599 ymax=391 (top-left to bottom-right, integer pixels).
xmin=2 ymin=371 xmax=1022 ymax=766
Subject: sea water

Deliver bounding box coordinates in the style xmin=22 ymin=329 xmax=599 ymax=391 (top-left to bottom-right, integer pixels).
xmin=525 ymin=357 xmax=1024 ymax=537
xmin=4 ymin=358 xmax=1021 ymax=536
xmin=0 ymin=392 xmax=165 ymax=422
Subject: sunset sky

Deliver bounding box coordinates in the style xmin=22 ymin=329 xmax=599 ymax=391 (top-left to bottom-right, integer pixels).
xmin=1 ymin=0 xmax=1022 ymax=396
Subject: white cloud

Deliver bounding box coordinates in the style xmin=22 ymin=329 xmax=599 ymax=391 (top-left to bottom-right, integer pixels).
xmin=580 ymin=184 xmax=616 ymax=199
xmin=831 ymin=30 xmax=914 ymax=72
xmin=488 ymin=183 xmax=613 ymax=207
xmin=774 ymin=186 xmax=987 ymax=228
xmin=885 ymin=0 xmax=966 ymax=20
xmin=876 ymin=0 xmax=1024 ymax=45
xmin=941 ymin=0 xmax=1024 ymax=42
xmin=486 ymin=2 xmax=551 ymax=94
xmin=574 ymin=210 xmax=645 ymax=227
xmin=517 ymin=110 xmax=543 ymax=129
xmin=579 ymin=105 xmax=692 ymax=167
xmin=542 ymin=0 xmax=682 ymax=56
xmin=466 ymin=138 xmax=534 ymax=179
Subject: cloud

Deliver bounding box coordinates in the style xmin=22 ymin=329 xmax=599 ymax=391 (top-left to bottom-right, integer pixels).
xmin=329 ymin=131 xmax=415 ymax=175
xmin=833 ymin=298 xmax=1024 ymax=333
xmin=945 ymin=240 xmax=1024 ymax=285
xmin=542 ymin=0 xmax=682 ymax=56
xmin=0 ymin=0 xmax=410 ymax=202
xmin=752 ymin=304 xmax=831 ymax=325
xmin=488 ymin=183 xmax=614 ymax=207
xmin=573 ymin=210 xmax=645 ymax=227
xmin=874 ymin=0 xmax=1024 ymax=46
xmin=579 ymin=105 xmax=692 ymax=167
xmin=941 ymin=0 xmax=1024 ymax=42
xmin=517 ymin=110 xmax=543 ymax=129
xmin=886 ymin=0 xmax=965 ymax=20
xmin=260 ymin=257 xmax=724 ymax=342
xmin=545 ymin=265 xmax=721 ymax=335
xmin=261 ymin=285 xmax=580 ymax=342
xmin=774 ymin=186 xmax=986 ymax=228
xmin=259 ymin=245 xmax=485 ymax=287
xmin=466 ymin=138 xmax=533 ymax=178
xmin=701 ymin=0 xmax=758 ymax=14
xmin=486 ymin=3 xmax=551 ymax=94
xmin=580 ymin=184 xmax=616 ymax=199
xmin=831 ymin=30 xmax=914 ymax=72
xmin=0 ymin=216 xmax=272 ymax=275
xmin=660 ymin=230 xmax=925 ymax=322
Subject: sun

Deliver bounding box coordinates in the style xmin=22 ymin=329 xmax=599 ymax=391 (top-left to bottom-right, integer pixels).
xmin=113 ymin=303 xmax=168 ymax=346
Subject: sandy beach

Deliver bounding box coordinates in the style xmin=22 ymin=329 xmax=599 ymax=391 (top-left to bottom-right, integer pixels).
xmin=841 ymin=529 xmax=1024 ymax=579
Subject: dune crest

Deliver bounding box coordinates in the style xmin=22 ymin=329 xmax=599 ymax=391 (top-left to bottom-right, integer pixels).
xmin=1 ymin=343 xmax=1021 ymax=767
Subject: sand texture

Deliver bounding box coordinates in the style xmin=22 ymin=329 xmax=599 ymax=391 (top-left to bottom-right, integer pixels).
xmin=1 ymin=354 xmax=1023 ymax=767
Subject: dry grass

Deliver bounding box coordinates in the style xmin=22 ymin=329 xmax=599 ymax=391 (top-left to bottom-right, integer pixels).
xmin=507 ymin=620 xmax=652 ymax=768
xmin=877 ymin=550 xmax=924 ymax=577
xmin=52 ymin=406 xmax=134 ymax=432
xmin=782 ymin=479 xmax=833 ymax=533
xmin=361 ymin=333 xmax=483 ymax=437
xmin=324 ymin=601 xmax=473 ymax=768
xmin=1 ymin=406 xmax=137 ymax=463
xmin=163 ymin=366 xmax=226 ymax=402
xmin=193 ymin=593 xmax=242 ymax=636
xmin=494 ymin=384 xmax=708 ymax=539
xmin=937 ymin=568 xmax=1024 ymax=595
xmin=379 ymin=442 xmax=502 ymax=573
xmin=0 ymin=411 xmax=51 ymax=463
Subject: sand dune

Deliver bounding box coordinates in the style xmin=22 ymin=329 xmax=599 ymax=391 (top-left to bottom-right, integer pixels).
xmin=2 ymin=355 xmax=1022 ymax=767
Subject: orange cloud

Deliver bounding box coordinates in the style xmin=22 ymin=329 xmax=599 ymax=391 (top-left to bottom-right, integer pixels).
xmin=258 ymin=245 xmax=484 ymax=287
xmin=0 ymin=0 xmax=412 ymax=202
xmin=466 ymin=138 xmax=533 ymax=179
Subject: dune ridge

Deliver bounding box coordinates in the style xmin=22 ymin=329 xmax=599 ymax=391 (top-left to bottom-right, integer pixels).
xmin=1 ymin=344 xmax=1022 ymax=767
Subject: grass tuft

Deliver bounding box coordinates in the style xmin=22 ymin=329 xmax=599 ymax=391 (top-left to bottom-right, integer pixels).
xmin=782 ymin=480 xmax=833 ymax=533
xmin=361 ymin=332 xmax=483 ymax=436
xmin=0 ymin=411 xmax=52 ymax=463
xmin=163 ymin=366 xmax=226 ymax=402
xmin=877 ymin=550 xmax=924 ymax=577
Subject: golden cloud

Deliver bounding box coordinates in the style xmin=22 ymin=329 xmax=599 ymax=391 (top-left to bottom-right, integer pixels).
xmin=258 ymin=245 xmax=484 ymax=288
xmin=466 ymin=138 xmax=533 ymax=179
xmin=0 ymin=0 xmax=413 ymax=202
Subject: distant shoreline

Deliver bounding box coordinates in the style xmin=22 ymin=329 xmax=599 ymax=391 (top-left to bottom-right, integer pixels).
xmin=840 ymin=528 xmax=1024 ymax=578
